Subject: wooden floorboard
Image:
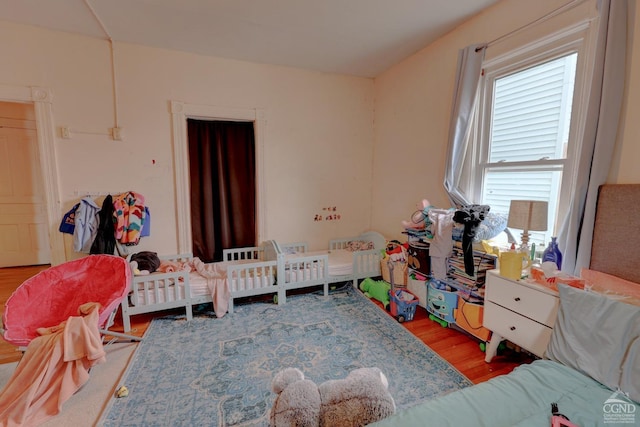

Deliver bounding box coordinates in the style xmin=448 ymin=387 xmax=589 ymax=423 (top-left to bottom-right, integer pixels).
xmin=0 ymin=266 xmax=532 ymax=384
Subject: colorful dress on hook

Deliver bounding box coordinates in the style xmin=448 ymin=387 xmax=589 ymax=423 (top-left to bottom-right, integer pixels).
xmin=113 ymin=191 xmax=146 ymax=245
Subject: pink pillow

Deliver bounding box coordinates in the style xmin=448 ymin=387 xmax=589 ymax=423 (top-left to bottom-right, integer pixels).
xmin=580 ymin=268 xmax=640 ymax=306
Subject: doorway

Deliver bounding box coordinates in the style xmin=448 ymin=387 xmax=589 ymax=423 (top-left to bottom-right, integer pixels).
xmin=187 ymin=119 xmax=256 ymax=262
xmin=170 ymin=101 xmax=266 ymax=256
xmin=0 ymin=101 xmax=50 ymax=267
xmin=0 ymin=85 xmax=64 ymax=266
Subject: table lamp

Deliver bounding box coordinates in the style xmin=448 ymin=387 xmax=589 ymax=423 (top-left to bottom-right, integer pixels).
xmin=507 ymin=200 xmax=548 ymax=251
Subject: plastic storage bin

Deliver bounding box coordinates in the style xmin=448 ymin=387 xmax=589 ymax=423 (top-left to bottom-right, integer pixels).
xmin=407 ymin=242 xmax=430 ymax=276
xmin=427 ymin=279 xmax=458 ymax=325
xmin=407 ymin=274 xmax=427 ymax=308
xmin=389 ymin=289 xmax=419 ymax=323
xmin=454 ymin=296 xmax=491 ymax=341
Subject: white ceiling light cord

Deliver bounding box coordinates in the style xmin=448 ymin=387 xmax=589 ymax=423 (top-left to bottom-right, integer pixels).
xmin=83 ymin=0 xmax=120 ymax=134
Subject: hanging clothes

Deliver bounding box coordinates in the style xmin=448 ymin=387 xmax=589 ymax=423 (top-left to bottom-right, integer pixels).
xmin=113 ymin=191 xmax=146 ymax=246
xmin=428 ymin=208 xmax=455 ymax=280
xmin=453 ymin=204 xmax=490 ymax=276
xmin=90 ymin=195 xmax=116 ymax=255
xmin=59 ymin=203 xmax=79 ymax=235
xmin=140 ymin=207 xmax=151 ymax=237
xmin=73 ymin=197 xmax=100 ymax=253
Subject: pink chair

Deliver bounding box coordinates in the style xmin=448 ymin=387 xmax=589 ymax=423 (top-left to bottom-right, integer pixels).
xmin=2 ymin=255 xmax=139 ymax=348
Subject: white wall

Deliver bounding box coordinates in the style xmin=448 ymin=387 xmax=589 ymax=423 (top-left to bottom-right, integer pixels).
xmin=372 ymin=0 xmax=640 ymax=242
xmin=2 ymin=0 xmax=639 ymax=260
xmin=0 ymin=20 xmax=375 ymax=257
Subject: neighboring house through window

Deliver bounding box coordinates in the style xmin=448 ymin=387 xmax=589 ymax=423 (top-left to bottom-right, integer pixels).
xmin=468 ymin=20 xmax=597 ymax=249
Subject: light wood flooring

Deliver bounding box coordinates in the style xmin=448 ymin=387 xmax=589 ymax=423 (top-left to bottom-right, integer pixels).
xmin=0 ymin=265 xmax=532 ymax=384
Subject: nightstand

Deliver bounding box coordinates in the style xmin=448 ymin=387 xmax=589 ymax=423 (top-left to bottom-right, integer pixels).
xmin=483 ymin=270 xmax=559 ymax=362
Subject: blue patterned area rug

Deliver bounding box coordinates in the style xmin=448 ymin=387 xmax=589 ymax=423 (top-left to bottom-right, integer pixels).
xmin=100 ymin=287 xmax=471 ymax=426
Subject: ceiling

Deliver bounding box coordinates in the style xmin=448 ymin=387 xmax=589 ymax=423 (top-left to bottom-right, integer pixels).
xmin=0 ymin=0 xmax=500 ymax=77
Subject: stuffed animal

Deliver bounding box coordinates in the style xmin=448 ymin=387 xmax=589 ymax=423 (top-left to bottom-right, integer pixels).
xmin=359 ymin=278 xmax=391 ymax=308
xmin=269 ymin=367 xmax=396 ymax=427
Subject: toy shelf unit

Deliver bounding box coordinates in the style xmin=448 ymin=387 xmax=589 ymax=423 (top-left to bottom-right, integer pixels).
xmin=426 ymin=244 xmax=496 ymax=343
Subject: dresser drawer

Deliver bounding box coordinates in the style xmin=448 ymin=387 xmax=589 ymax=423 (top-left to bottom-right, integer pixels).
xmin=486 ymin=274 xmax=558 ymax=327
xmin=483 ymin=301 xmax=553 ymax=358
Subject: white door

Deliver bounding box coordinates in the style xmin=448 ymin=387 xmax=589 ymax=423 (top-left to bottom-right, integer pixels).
xmin=0 ymin=101 xmax=50 ymax=267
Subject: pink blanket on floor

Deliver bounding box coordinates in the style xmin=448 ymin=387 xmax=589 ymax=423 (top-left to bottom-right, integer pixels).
xmin=0 ymin=302 xmax=106 ymax=427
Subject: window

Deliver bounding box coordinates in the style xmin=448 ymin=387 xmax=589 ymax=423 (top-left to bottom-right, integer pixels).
xmin=469 ymin=22 xmax=596 ymax=248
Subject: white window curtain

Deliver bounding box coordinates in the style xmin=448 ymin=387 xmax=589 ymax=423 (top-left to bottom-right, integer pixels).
xmin=443 ymin=43 xmax=486 ymax=208
xmin=557 ymin=0 xmax=627 ymax=275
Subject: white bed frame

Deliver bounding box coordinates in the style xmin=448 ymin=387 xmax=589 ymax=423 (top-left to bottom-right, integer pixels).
xmin=119 ymin=240 xmax=330 ymax=331
xmin=274 ymin=241 xmax=330 ymax=305
xmin=280 ymin=230 xmax=385 ymax=289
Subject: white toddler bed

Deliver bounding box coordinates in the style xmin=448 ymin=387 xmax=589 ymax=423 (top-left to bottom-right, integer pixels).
xmin=120 ymin=240 xmax=332 ymax=331
xmin=280 ymin=231 xmax=385 ymax=289
xmin=273 ymin=241 xmax=330 ymax=305
xmin=120 ymin=242 xmax=280 ymax=331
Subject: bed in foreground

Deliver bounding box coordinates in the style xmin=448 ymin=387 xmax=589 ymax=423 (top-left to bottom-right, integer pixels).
xmin=372 ymin=282 xmax=640 ymax=426
xmin=373 ymin=184 xmax=640 ymax=427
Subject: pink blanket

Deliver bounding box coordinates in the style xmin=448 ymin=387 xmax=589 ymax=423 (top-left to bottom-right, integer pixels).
xmin=0 ymin=302 xmax=106 ymax=427
xmin=190 ymin=258 xmax=232 ymax=318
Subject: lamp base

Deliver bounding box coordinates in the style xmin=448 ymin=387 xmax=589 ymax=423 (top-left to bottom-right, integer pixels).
xmin=519 ymin=231 xmax=531 ymax=256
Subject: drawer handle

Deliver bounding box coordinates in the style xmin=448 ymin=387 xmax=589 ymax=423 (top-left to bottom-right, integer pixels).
xmin=514 ymin=297 xmax=521 ymax=302
xmin=510 ymin=326 xmax=516 ymax=331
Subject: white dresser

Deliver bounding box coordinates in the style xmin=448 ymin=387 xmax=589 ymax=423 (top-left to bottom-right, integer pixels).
xmin=483 ymin=270 xmax=559 ymax=362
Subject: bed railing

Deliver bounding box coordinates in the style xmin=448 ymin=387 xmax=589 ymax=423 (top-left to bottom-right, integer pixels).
xmin=329 ymin=236 xmax=359 ymax=251
xmin=123 ymin=269 xmax=192 ymax=332
xmin=353 ymin=249 xmax=382 ymax=278
xmin=158 ymin=253 xmax=193 ymax=262
xmin=223 ymin=246 xmax=264 ymax=261
xmin=280 ymin=241 xmax=309 ymax=254
xmin=226 ymin=260 xmax=279 ymax=313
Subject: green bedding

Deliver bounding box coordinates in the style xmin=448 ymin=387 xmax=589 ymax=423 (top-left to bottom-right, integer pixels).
xmin=371 ymin=360 xmax=640 ymax=427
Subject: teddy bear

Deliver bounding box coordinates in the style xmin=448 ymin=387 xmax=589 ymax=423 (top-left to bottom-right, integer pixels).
xmin=269 ymin=367 xmax=396 ymax=427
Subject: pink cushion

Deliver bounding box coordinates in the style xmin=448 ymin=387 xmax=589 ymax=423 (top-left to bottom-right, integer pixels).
xmin=580 ymin=268 xmax=640 ymax=306
xmin=2 ymin=255 xmax=131 ymax=347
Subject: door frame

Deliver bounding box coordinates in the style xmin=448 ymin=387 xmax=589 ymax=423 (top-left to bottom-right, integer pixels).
xmin=170 ymin=100 xmax=266 ymax=254
xmin=0 ymin=84 xmax=65 ymax=265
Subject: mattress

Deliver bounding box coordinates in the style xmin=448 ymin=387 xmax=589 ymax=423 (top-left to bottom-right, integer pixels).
xmin=371 ymin=360 xmax=640 ymax=426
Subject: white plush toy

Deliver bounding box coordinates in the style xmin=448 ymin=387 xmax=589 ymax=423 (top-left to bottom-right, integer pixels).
xmin=269 ymin=367 xmax=396 ymax=427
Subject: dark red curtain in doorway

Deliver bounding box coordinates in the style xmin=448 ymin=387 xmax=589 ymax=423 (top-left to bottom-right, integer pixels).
xmin=187 ymin=119 xmax=256 ymax=262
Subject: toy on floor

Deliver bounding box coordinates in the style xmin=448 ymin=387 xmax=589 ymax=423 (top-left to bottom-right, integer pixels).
xmin=359 ymin=278 xmax=391 ymax=308
xmin=269 ymin=367 xmax=396 ymax=427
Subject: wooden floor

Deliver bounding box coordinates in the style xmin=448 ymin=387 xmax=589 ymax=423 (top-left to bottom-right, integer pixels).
xmin=0 ymin=266 xmax=533 ymax=384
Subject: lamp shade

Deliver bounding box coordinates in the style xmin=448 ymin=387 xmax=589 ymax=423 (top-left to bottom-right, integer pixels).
xmin=507 ymin=200 xmax=548 ymax=232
